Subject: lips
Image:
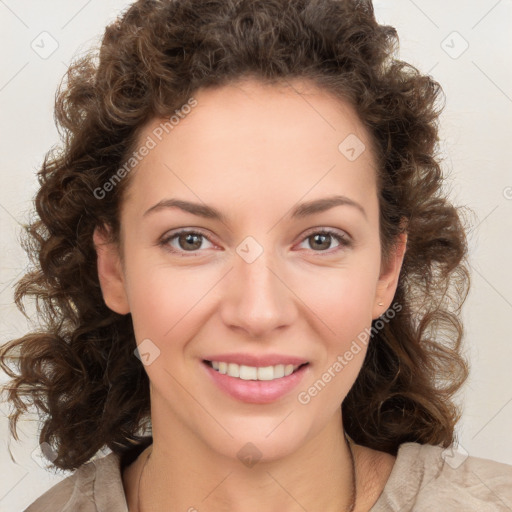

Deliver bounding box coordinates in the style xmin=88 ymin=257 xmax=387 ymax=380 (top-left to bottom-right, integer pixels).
xmin=201 ymin=354 xmax=310 ymax=404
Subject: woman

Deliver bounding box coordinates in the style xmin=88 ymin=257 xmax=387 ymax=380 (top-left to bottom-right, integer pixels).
xmin=1 ymin=0 xmax=511 ymax=510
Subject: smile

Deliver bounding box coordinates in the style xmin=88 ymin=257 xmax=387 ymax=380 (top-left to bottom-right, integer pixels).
xmin=203 ymin=360 xmax=310 ymax=403
xmin=206 ymin=360 xmax=307 ymax=381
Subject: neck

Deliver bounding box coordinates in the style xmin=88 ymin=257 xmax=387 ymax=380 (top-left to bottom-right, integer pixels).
xmin=130 ymin=408 xmax=356 ymax=512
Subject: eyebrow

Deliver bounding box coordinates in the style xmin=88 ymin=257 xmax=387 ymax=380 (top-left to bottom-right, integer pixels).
xmin=143 ymin=194 xmax=367 ymax=221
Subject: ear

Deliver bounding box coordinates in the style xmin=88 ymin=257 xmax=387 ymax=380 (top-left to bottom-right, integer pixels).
xmin=93 ymin=225 xmax=130 ymax=315
xmin=372 ymin=231 xmax=407 ymax=319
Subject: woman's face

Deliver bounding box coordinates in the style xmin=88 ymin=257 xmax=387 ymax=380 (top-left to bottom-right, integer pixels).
xmin=95 ymin=78 xmax=405 ymax=462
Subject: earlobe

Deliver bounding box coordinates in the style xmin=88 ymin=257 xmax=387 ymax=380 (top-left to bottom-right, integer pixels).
xmin=372 ymin=231 xmax=407 ymax=319
xmin=93 ymin=225 xmax=130 ymax=315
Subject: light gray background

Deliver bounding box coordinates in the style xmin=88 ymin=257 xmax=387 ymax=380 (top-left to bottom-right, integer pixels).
xmin=1 ymin=0 xmax=511 ymax=509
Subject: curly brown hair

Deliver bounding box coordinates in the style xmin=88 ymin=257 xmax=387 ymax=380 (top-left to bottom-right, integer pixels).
xmin=0 ymin=0 xmax=471 ymax=472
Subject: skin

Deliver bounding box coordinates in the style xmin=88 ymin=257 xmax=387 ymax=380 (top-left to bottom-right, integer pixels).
xmin=94 ymin=78 xmax=407 ymax=512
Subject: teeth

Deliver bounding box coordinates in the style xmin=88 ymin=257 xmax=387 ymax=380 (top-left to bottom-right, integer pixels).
xmin=228 ymin=363 xmax=239 ymax=378
xmin=209 ymin=361 xmax=302 ymax=381
xmin=239 ymin=365 xmax=257 ymax=380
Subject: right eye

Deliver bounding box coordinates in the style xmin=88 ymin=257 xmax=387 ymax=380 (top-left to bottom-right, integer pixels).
xmin=159 ymin=229 xmax=217 ymax=256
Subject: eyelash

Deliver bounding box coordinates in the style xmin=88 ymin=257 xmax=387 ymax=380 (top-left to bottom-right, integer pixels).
xmin=158 ymin=227 xmax=352 ymax=257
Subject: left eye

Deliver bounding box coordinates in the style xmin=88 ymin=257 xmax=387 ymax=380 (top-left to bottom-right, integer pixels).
xmin=297 ymin=230 xmax=350 ymax=252
xmin=159 ymin=228 xmax=350 ymax=256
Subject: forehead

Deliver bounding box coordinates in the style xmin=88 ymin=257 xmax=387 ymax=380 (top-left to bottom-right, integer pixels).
xmin=142 ymin=78 xmax=371 ymax=152
xmin=122 ymin=78 xmax=378 ymax=220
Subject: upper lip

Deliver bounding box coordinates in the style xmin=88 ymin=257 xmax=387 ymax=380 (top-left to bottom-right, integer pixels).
xmin=203 ymin=353 xmax=309 ymax=367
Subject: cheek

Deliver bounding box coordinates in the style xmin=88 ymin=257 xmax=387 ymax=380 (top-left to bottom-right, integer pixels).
xmin=298 ymin=269 xmax=377 ymax=406
xmin=123 ymin=252 xmax=215 ymax=343
xmin=297 ymin=258 xmax=380 ymax=335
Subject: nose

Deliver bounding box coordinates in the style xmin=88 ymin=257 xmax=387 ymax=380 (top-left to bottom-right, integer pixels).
xmin=219 ymin=249 xmax=297 ymax=339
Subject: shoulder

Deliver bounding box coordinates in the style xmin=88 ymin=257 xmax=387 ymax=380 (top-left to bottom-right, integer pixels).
xmin=24 ymin=451 xmax=127 ymax=512
xmin=371 ymin=442 xmax=512 ymax=512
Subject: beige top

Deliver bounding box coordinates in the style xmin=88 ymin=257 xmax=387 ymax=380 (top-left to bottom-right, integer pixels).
xmin=24 ymin=442 xmax=512 ymax=511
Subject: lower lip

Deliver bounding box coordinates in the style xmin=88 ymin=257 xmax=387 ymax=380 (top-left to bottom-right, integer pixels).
xmin=202 ymin=361 xmax=309 ymax=404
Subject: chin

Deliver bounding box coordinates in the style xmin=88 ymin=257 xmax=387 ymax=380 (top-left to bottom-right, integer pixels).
xmin=202 ymin=415 xmax=314 ymax=465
